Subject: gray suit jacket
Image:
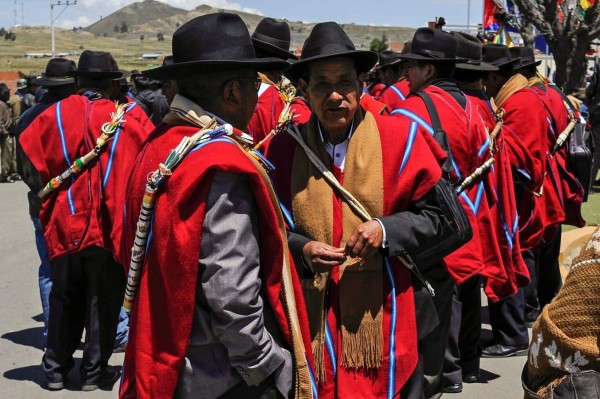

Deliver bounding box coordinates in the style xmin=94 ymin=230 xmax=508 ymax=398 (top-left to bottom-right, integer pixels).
xmin=174 ymin=171 xmax=292 ymax=399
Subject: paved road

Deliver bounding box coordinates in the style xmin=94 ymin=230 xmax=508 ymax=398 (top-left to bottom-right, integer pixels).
xmin=0 ymin=182 xmax=529 ymax=398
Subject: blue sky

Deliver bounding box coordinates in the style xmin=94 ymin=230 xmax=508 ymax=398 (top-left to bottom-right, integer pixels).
xmin=0 ymin=0 xmax=483 ymax=30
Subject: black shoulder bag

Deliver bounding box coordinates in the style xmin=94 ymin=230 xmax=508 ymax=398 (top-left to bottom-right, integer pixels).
xmin=409 ymin=91 xmax=473 ymax=267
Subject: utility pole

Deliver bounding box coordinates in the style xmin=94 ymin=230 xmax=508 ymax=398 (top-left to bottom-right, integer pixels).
xmin=50 ymin=0 xmax=77 ymax=57
xmin=467 ymin=0 xmax=471 ymax=33
xmin=13 ymin=0 xmax=17 ymax=27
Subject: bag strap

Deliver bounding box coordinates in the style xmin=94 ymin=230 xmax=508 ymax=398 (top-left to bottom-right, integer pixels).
xmin=414 ymin=91 xmax=453 ymax=174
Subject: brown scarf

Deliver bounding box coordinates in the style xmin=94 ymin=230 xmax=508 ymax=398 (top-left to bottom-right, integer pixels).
xmin=291 ymin=109 xmax=384 ymax=381
xmin=492 ymin=73 xmax=529 ymax=109
xmin=163 ymin=96 xmax=314 ymax=399
xmin=525 ymin=227 xmax=600 ymax=396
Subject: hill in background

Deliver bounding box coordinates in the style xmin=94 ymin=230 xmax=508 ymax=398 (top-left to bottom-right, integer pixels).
xmin=83 ymin=1 xmax=415 ymax=53
xmin=1 ymin=1 xmax=416 ymax=74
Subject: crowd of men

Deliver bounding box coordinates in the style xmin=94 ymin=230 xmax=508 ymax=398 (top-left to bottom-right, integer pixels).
xmin=3 ymin=10 xmax=598 ymax=399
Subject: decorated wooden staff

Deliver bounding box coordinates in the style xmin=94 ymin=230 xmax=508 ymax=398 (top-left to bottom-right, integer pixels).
xmin=253 ymin=77 xmax=297 ymax=151
xmin=123 ymin=116 xmax=235 ymax=314
xmin=455 ymin=109 xmax=504 ymax=195
xmin=38 ymin=102 xmax=129 ymax=199
xmin=551 ymin=101 xmax=578 ymax=155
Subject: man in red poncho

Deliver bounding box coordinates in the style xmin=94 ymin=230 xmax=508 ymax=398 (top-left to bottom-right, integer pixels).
xmin=509 ymin=46 xmax=584 ymax=323
xmin=442 ymin=31 xmax=530 ymax=393
xmin=265 ymin=22 xmax=458 ymax=399
xmin=480 ymin=44 xmax=549 ymax=359
xmin=19 ymin=50 xmax=153 ymax=391
xmin=247 ymin=17 xmax=298 ymax=147
xmin=377 ymin=48 xmax=410 ymax=112
xmin=119 ymin=13 xmax=315 ymax=399
xmin=390 ymin=27 xmax=504 ymax=397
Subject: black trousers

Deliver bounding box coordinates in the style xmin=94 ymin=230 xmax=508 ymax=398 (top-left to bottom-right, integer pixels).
xmin=413 ymin=263 xmax=455 ymax=399
xmin=524 ymin=225 xmax=563 ymax=321
xmin=42 ymin=245 xmax=125 ymax=384
xmin=488 ymin=282 xmax=529 ymax=347
xmin=443 ymin=275 xmax=481 ymax=385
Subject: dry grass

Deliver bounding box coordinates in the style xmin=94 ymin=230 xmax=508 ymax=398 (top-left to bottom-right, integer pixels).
xmin=0 ymin=26 xmax=171 ymax=75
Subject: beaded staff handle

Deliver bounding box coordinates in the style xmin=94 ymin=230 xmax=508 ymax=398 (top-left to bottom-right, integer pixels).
xmin=123 ymin=119 xmax=234 ymax=314
xmin=38 ymin=102 xmax=129 ymax=199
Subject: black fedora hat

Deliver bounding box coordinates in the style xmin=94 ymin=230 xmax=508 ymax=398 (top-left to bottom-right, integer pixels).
xmin=482 ymin=44 xmax=521 ymax=68
xmin=33 ymin=58 xmax=76 ymax=86
xmin=68 ymin=51 xmax=122 ymax=79
xmin=288 ymin=22 xmax=378 ymax=81
xmin=376 ymin=50 xmax=404 ymax=70
xmin=399 ymin=28 xmax=461 ymax=63
xmin=251 ymin=17 xmax=298 ymax=60
xmin=453 ymin=32 xmax=498 ymax=72
xmin=509 ymin=46 xmax=541 ymax=70
xmin=143 ymin=13 xmax=289 ymax=80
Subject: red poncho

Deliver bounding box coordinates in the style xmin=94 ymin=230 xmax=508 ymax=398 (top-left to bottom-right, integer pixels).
xmin=120 ymin=124 xmax=315 ymax=399
xmin=379 ymin=80 xmax=410 ymax=112
xmin=266 ymin=108 xmax=442 ymax=399
xmin=19 ymin=94 xmax=152 ymax=261
xmin=532 ymin=85 xmax=585 ymax=229
xmin=467 ymin=92 xmax=530 ymax=299
xmin=394 ymin=85 xmax=508 ymax=290
xmin=247 ymin=84 xmax=285 ymax=145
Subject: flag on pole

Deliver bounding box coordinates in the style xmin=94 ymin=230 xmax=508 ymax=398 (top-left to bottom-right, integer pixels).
xmin=483 ymin=0 xmax=501 ymax=30
xmin=492 ymin=23 xmax=515 ymax=47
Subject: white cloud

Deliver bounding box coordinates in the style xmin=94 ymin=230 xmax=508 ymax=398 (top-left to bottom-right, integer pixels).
xmin=76 ymin=0 xmax=263 ymax=15
xmin=58 ymin=16 xmax=92 ymax=29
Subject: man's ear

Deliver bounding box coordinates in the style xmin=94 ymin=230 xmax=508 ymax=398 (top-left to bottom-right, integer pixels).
xmin=298 ymin=77 xmax=309 ymax=102
xmin=358 ymin=72 xmax=365 ymax=87
xmin=222 ymin=79 xmax=243 ymax=107
xmin=426 ymin=64 xmax=438 ymax=81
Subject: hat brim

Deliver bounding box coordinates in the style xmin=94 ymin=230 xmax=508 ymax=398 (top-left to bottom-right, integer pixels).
xmin=455 ymin=61 xmax=499 ymax=72
xmin=252 ymin=38 xmax=299 ymax=60
xmin=398 ymin=53 xmax=460 ymax=63
xmin=288 ymin=50 xmax=378 ymax=82
xmin=67 ymin=70 xmax=123 ymax=79
xmin=33 ymin=76 xmax=75 ymax=86
xmin=142 ymin=58 xmax=290 ymax=80
xmin=514 ymin=60 xmax=542 ymax=70
xmin=376 ymin=58 xmax=406 ymax=71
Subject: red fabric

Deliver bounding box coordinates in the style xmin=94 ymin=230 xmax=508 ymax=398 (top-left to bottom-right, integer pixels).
xmin=19 ymin=95 xmax=151 ymax=261
xmin=360 ymin=93 xmax=389 ymax=115
xmin=369 ymin=82 xmax=386 ymax=98
xmin=119 ymin=124 xmax=314 ymax=399
xmin=467 ymin=93 xmax=530 ymax=299
xmin=247 ymin=84 xmax=284 ymax=145
xmin=399 ymin=86 xmax=489 ymax=286
xmin=291 ymin=96 xmax=312 ymax=125
xmin=500 ymin=88 xmax=548 ymax=251
xmin=483 ymin=0 xmax=501 ymax=28
xmin=127 ymin=102 xmax=156 ymax=133
xmin=266 ymin=109 xmax=441 ymax=398
xmin=534 ymin=86 xmax=585 ymax=228
xmin=379 ymin=80 xmax=410 ymax=112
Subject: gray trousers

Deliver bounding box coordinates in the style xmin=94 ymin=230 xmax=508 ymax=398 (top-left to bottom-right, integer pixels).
xmin=0 ymin=134 xmax=17 ymax=179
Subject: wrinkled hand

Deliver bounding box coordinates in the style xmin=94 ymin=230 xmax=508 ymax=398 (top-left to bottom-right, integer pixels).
xmin=344 ymin=220 xmax=383 ymax=260
xmin=302 ymin=241 xmax=346 ymax=273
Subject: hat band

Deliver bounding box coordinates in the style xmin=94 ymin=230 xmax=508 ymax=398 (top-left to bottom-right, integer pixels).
xmin=252 ymin=32 xmax=290 ymax=50
xmin=301 ymin=43 xmax=357 ymax=60
xmin=175 ymin=43 xmax=256 ymax=63
xmin=413 ymin=48 xmax=456 ymax=59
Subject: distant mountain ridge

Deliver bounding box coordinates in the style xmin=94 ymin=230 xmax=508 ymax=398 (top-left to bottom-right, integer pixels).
xmin=84 ymin=1 xmax=415 ymax=52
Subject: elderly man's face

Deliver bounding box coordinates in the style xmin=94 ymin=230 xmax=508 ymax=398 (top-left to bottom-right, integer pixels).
xmin=302 ymin=57 xmax=361 ymax=140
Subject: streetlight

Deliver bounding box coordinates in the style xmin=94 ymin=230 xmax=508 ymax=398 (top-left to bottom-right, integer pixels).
xmin=50 ymin=0 xmax=77 ymax=57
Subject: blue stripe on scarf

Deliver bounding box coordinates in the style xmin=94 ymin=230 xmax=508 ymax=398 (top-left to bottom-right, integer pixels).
xmin=384 ymin=258 xmax=397 ymax=399
xmin=55 ymin=101 xmax=76 ymax=214
xmin=398 ymin=121 xmax=418 ymax=176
